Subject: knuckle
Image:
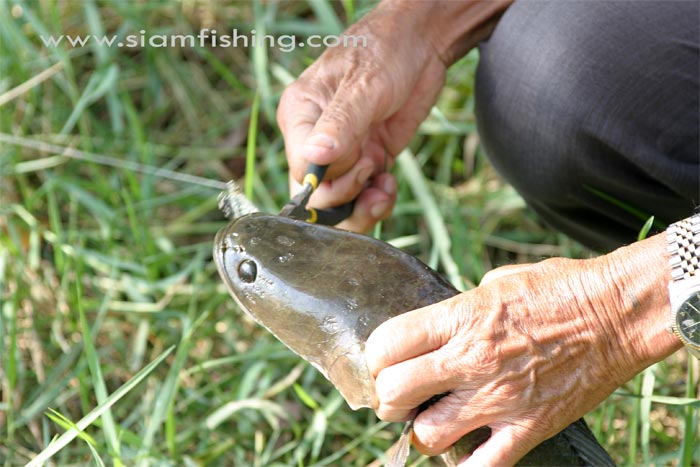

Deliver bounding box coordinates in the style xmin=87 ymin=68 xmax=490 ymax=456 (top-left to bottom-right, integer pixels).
xmin=432 ymin=349 xmax=455 ymax=377
xmin=375 ymin=374 xmax=405 ymax=409
xmin=320 ymin=103 xmax=358 ymax=130
xmin=491 ymin=380 xmax=524 ymax=403
xmin=375 ymin=405 xmax=408 ymax=423
xmin=277 ymin=83 xmax=300 ymax=116
xmin=412 ymin=424 xmax=449 ymax=455
xmin=535 ymin=256 xmax=571 ymax=275
xmin=336 ymin=218 xmax=371 ymax=234
xmin=349 ymin=207 xmax=378 ymax=233
xmin=465 ymin=342 xmax=500 ymax=376
xmin=289 ymin=163 xmax=307 ymax=183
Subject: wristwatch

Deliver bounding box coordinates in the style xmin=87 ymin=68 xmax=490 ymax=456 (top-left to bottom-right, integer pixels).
xmin=667 ymin=213 xmax=700 ymax=359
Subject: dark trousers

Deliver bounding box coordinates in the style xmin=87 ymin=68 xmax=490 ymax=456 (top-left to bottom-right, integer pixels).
xmin=475 ymin=0 xmax=699 ymax=252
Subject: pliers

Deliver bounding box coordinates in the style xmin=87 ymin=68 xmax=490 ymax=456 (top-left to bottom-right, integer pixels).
xmin=278 ymin=163 xmax=355 ymax=225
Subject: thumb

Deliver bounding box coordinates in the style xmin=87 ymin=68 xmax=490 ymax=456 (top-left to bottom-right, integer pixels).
xmin=458 ymin=424 xmax=540 ymax=467
xmin=479 ymin=263 xmax=535 ymax=286
xmin=365 ymin=296 xmax=459 ymax=378
xmin=301 ymin=83 xmax=387 ymax=177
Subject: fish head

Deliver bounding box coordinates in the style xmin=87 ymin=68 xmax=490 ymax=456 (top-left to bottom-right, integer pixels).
xmin=214 ymin=213 xmax=458 ymax=410
xmin=213 ymin=213 xmax=379 ymax=409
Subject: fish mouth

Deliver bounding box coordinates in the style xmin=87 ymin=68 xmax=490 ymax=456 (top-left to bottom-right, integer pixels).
xmin=213 ymin=223 xmax=237 ymax=291
xmin=217 ymin=181 xmax=260 ymax=220
xmin=212 ymin=221 xmax=264 ymax=328
xmin=213 ymin=226 xmax=228 ymax=268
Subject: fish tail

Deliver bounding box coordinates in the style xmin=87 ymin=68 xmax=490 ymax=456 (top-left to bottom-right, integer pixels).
xmin=383 ymin=421 xmax=414 ymax=467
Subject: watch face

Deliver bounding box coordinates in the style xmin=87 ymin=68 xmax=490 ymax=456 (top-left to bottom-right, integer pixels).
xmin=676 ymin=291 xmax=700 ymax=347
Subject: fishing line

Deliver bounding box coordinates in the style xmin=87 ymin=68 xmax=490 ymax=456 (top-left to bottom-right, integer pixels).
xmin=0 ymin=133 xmax=229 ymax=191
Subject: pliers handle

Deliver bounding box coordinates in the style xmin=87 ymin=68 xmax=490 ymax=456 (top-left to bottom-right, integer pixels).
xmin=278 ymin=163 xmax=355 ymax=225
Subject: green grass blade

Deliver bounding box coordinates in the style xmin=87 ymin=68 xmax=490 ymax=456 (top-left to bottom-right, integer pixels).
xmin=252 ymin=1 xmax=274 ymax=122
xmin=83 ymin=0 xmax=123 ymax=134
xmin=45 ymin=408 xmax=98 ymax=447
xmin=396 ymin=149 xmax=465 ymax=290
xmin=26 ymin=346 xmax=174 ymax=467
xmin=204 ymin=399 xmax=288 ymax=431
xmin=307 ymin=0 xmax=343 ymax=33
xmin=293 ymin=383 xmax=320 ymax=411
xmin=638 ymin=216 xmax=654 ymax=241
xmin=75 ymin=277 xmax=122 ymax=464
xmin=60 ymin=64 xmax=119 ymax=135
xmin=311 ymin=421 xmax=391 ymax=467
xmin=137 ymin=307 xmax=209 ymax=465
xmin=87 ymin=440 xmax=108 ymax=467
xmin=585 ymin=186 xmax=666 ymax=230
xmin=194 ymin=45 xmax=247 ymax=93
xmin=612 ymin=391 xmax=700 ymax=406
xmin=341 ymin=0 xmax=355 ymax=24
xmin=0 ymin=248 xmax=18 ymax=451
xmin=640 ymin=364 xmax=656 ymax=466
xmin=245 ymin=92 xmax=261 ymax=200
xmin=628 ymin=374 xmax=642 ymax=464
xmin=680 ymin=360 xmax=699 ymax=465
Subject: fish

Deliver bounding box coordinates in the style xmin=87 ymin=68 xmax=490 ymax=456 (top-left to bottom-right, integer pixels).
xmin=213 ymin=213 xmax=616 ymax=467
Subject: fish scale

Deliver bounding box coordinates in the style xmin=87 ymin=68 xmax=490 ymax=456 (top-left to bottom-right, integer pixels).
xmin=214 ymin=213 xmax=616 ymax=467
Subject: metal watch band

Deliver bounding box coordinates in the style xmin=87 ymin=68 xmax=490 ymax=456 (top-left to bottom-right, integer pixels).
xmin=667 ymin=214 xmax=700 ymax=282
xmin=667 ymin=214 xmax=700 ymax=359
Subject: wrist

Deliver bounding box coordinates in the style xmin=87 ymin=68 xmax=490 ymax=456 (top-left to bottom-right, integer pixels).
xmin=594 ymin=234 xmax=681 ymax=371
xmin=379 ymin=0 xmax=512 ymax=66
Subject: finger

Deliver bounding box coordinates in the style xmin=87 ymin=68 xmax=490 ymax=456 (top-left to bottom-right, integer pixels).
xmin=458 ymin=423 xmax=541 ymax=467
xmin=368 ymin=172 xmax=397 ymax=220
xmin=379 ymin=60 xmax=446 ymax=157
xmin=410 ymin=392 xmax=489 ymax=456
xmin=289 ymin=176 xmax=303 ymax=198
xmin=334 ymin=173 xmax=397 ymax=233
xmin=300 ymin=83 xmax=387 ymax=178
xmin=373 ymin=350 xmax=457 ymax=422
xmin=365 ymin=294 xmax=464 ymax=378
xmin=277 ymin=84 xmax=328 ymax=183
xmin=306 ymin=157 xmax=376 ymax=208
xmin=362 ymin=135 xmax=395 ymax=172
xmin=479 ymin=264 xmax=534 ymax=286
xmin=373 ymin=401 xmax=419 ymax=424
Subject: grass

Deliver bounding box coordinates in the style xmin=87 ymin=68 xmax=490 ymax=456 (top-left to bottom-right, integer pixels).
xmin=0 ymin=1 xmax=698 ymax=466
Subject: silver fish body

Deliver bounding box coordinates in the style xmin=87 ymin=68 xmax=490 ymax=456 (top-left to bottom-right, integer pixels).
xmin=214 ymin=213 xmax=615 ymax=467
xmin=214 ymin=213 xmax=456 ymax=409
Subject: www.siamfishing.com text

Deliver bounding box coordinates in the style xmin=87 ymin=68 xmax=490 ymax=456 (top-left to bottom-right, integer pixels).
xmin=39 ymin=29 xmax=368 ymax=52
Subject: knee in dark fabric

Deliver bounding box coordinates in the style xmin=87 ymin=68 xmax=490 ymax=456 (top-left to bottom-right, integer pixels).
xmin=472 ymin=1 xmax=699 ymax=250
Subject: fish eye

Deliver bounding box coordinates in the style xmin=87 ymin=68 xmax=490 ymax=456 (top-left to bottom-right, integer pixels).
xmin=237 ymin=259 xmax=257 ymax=283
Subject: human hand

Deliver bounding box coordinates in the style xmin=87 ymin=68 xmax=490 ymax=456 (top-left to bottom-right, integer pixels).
xmin=277 ymin=1 xmax=448 ymax=232
xmin=365 ymin=234 xmax=680 ymax=466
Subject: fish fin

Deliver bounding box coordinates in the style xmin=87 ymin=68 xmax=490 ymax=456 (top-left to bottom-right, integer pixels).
xmin=563 ymin=418 xmax=617 ymax=467
xmin=384 ymin=421 xmax=413 ymax=467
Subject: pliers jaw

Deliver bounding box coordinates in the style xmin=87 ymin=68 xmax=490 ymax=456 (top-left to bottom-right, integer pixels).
xmin=278 ymin=184 xmax=314 ymax=221
xmin=218 ymin=163 xmax=355 ymax=225
xmin=278 ymin=163 xmax=355 ymax=225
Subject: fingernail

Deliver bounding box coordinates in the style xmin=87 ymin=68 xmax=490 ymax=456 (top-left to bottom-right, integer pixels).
xmin=304 ymin=133 xmax=336 ymax=149
xmin=370 ymin=200 xmax=390 ymax=219
xmin=357 ymin=166 xmax=373 ymax=185
xmin=382 ymin=176 xmax=397 ymax=195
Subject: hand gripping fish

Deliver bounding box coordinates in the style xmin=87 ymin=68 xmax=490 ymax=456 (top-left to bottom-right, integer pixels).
xmin=214 ymin=213 xmax=615 ymax=467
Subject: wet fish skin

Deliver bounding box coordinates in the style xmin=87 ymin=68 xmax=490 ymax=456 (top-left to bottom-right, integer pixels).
xmin=214 ymin=213 xmax=615 ymax=467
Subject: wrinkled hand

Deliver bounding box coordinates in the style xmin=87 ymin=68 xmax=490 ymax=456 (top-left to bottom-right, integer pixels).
xmin=277 ymin=2 xmax=447 ymax=232
xmin=365 ymin=234 xmax=679 ymax=466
